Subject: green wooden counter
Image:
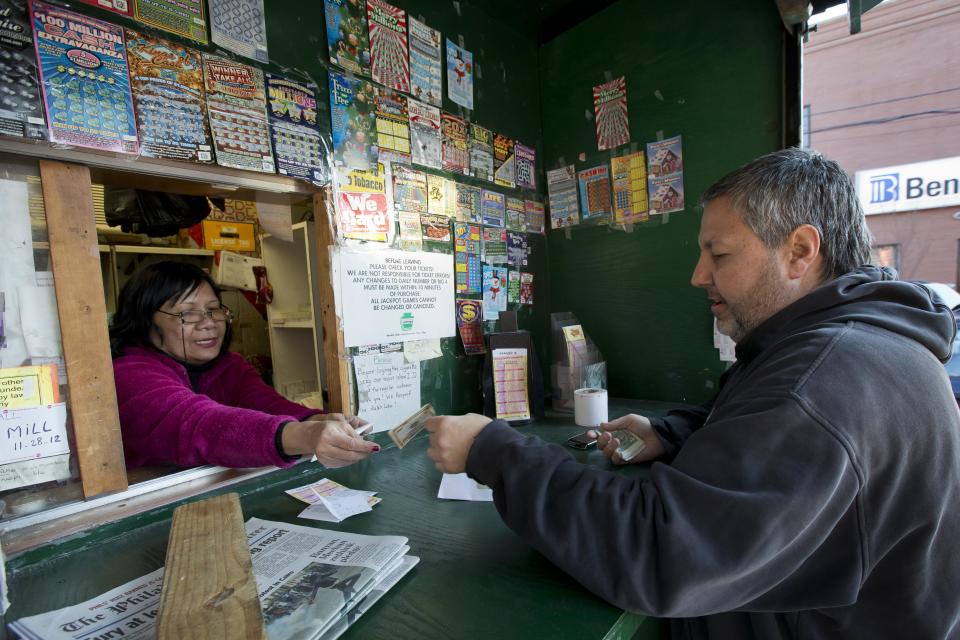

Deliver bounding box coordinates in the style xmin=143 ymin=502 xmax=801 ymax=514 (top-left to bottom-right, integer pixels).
xmin=4 ymin=400 xmax=681 ymax=639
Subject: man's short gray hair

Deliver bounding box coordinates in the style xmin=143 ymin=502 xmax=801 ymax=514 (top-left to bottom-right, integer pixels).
xmin=700 ymin=148 xmax=872 ymax=279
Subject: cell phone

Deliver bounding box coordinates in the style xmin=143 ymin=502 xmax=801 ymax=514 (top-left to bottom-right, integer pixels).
xmin=565 ymin=431 xmax=597 ymax=450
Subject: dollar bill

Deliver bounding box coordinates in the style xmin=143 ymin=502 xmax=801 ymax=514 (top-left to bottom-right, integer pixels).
xmin=613 ymin=429 xmax=646 ymax=461
xmin=388 ymin=403 xmax=436 ymax=449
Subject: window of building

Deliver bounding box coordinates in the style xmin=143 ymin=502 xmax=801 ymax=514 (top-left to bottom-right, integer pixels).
xmin=801 ymin=104 xmax=811 ymax=148
xmin=872 ymin=244 xmax=900 ymax=271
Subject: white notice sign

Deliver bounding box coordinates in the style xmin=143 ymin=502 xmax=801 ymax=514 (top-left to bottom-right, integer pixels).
xmin=336 ymin=248 xmax=455 ymax=348
xmin=0 ymin=403 xmax=69 ymax=465
xmin=354 ymin=352 xmax=421 ymax=433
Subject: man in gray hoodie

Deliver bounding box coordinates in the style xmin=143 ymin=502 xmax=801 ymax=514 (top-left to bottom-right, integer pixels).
xmin=426 ymin=148 xmax=960 ymax=639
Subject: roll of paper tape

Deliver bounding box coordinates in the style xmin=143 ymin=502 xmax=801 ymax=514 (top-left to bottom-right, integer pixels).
xmin=574 ymin=387 xmax=608 ymax=427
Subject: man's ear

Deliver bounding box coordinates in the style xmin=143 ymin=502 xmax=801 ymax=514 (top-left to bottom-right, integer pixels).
xmin=786 ymin=224 xmax=822 ymax=280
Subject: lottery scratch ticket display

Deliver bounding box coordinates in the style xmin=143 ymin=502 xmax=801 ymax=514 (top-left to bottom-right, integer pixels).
xmin=441 ymin=112 xmax=469 ymax=175
xmin=505 ymin=196 xmax=524 ymax=231
xmin=126 ymin=30 xmax=211 ymax=162
xmin=507 ymin=231 xmax=529 ymax=267
xmin=481 ymin=188 xmax=505 ymax=228
xmin=445 ymin=38 xmax=472 ymax=110
xmin=420 ymin=212 xmax=451 ymax=252
xmin=577 ymin=164 xmax=612 ymax=223
xmin=78 ymin=0 xmax=131 ymax=16
xmin=646 ymin=135 xmax=684 ymax=214
xmin=515 ymin=142 xmax=536 ymax=190
xmin=454 ymin=221 xmax=481 ymax=294
xmin=408 ymin=16 xmax=440 ymax=107
xmin=324 ymin=0 xmax=370 ymax=75
xmin=455 ymin=299 xmax=485 ymax=355
xmin=482 ymin=264 xmax=508 ymax=321
xmin=546 ymin=164 xmax=579 ymax=228
xmin=525 ymin=199 xmax=545 ymax=234
xmin=481 ymin=226 xmax=507 ymax=264
xmin=202 ymin=53 xmax=274 ymax=173
xmin=392 ymin=164 xmax=427 ymax=213
xmin=408 ymin=96 xmax=440 ymax=169
xmin=519 ymin=272 xmax=534 ymax=304
xmin=374 ymin=86 xmax=409 ymax=162
xmin=455 ymin=182 xmax=481 ymax=224
xmin=469 ymin=123 xmax=493 ymax=182
xmin=329 ymin=69 xmax=377 ymax=170
xmin=507 ymin=270 xmax=520 ymax=304
xmin=492 ymin=348 xmax=530 ymax=421
xmin=493 ymin=132 xmax=515 ymax=188
xmin=366 ymin=0 xmax=408 ymax=93
xmin=133 ymin=0 xmax=207 ymax=44
xmin=31 ymin=1 xmax=138 ymax=153
xmin=611 ymin=150 xmax=648 ymax=224
xmin=593 ymin=75 xmax=629 ymax=151
xmin=266 ymin=73 xmax=326 ymax=184
xmin=426 ymin=173 xmax=454 ymax=217
xmin=209 ymin=0 xmax=267 ymax=63
xmin=0 ymin=0 xmax=46 ymax=140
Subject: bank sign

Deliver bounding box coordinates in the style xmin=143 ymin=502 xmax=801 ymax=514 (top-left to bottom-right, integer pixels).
xmin=856 ymin=156 xmax=960 ymax=215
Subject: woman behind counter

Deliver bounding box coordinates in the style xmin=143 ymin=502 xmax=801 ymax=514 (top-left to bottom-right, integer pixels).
xmin=111 ymin=261 xmax=378 ymax=469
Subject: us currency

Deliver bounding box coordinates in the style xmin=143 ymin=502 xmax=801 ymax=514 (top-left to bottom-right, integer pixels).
xmin=388 ymin=403 xmax=436 ymax=449
xmin=613 ymin=430 xmax=646 ymax=461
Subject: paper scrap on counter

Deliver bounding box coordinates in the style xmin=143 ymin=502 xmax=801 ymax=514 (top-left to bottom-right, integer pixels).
xmin=438 ymin=473 xmax=493 ymax=501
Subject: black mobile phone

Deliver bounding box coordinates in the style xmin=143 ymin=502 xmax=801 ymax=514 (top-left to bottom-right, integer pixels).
xmin=565 ymin=431 xmax=597 ymax=450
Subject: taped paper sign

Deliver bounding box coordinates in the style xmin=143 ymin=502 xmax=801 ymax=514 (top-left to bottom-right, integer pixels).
xmin=0 ymin=365 xmax=59 ymax=410
xmin=0 ymin=402 xmax=69 ymax=464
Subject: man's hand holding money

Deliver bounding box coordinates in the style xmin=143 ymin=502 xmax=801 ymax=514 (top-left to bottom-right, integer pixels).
xmin=594 ymin=414 xmax=664 ymax=464
xmin=425 ymin=413 xmax=492 ymax=473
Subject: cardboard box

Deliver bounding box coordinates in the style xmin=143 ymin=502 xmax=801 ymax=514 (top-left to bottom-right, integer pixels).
xmin=199 ymin=220 xmax=256 ymax=252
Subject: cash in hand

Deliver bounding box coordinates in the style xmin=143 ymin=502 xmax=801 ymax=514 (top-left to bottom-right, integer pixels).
xmin=388 ymin=403 xmax=436 ymax=449
xmin=612 ymin=430 xmax=646 ymax=461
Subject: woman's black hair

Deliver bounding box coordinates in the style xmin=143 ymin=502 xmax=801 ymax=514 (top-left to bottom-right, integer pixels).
xmin=110 ymin=261 xmax=232 ymax=357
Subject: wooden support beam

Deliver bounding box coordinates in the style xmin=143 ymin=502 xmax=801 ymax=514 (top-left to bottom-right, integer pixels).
xmin=39 ymin=159 xmax=128 ymax=499
xmin=158 ymin=493 xmax=265 ymax=640
xmin=314 ymin=188 xmax=352 ymax=413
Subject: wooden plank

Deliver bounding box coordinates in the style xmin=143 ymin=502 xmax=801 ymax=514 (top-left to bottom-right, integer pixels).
xmin=314 ymin=189 xmax=352 ymax=413
xmin=39 ymin=160 xmax=128 ymax=498
xmin=157 ymin=493 xmax=265 ymax=640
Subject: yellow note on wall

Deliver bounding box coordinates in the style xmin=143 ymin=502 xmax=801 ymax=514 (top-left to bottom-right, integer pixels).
xmin=0 ymin=365 xmax=60 ymax=410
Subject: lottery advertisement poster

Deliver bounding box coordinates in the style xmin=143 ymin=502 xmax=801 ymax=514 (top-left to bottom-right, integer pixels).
xmin=578 ymin=165 xmax=612 ymax=222
xmin=31 ymin=1 xmax=138 ymax=153
xmin=514 ymin=142 xmax=536 ymax=190
xmin=366 ymin=0 xmax=408 ymax=92
xmin=209 ymin=0 xmax=267 ymax=63
xmin=455 ymin=182 xmax=481 ymax=224
xmin=593 ymin=75 xmax=629 ymax=151
xmin=505 ymin=196 xmax=524 ymax=231
xmin=546 ymin=165 xmax=579 ymax=229
xmin=455 ymin=299 xmax=485 ymax=355
xmin=266 ymin=73 xmax=326 ymax=183
xmin=328 ymin=69 xmax=377 ymax=170
xmin=525 ymin=199 xmax=545 ymax=234
xmin=133 ymin=0 xmax=207 ymax=44
xmin=482 ymin=264 xmax=508 ymax=321
xmin=493 ymin=133 xmax=515 ymax=188
xmin=454 ymin=222 xmax=481 ymax=294
xmin=203 ymin=54 xmax=274 ymax=173
xmin=445 ymin=38 xmax=473 ymax=110
xmin=0 ymin=0 xmax=46 ymax=140
xmin=469 ymin=123 xmax=493 ymax=182
xmin=374 ymin=86 xmax=410 ymax=162
xmin=392 ymin=164 xmax=427 ymax=213
xmin=481 ymin=188 xmax=505 ymax=228
xmin=126 ymin=30 xmax=211 ymax=163
xmin=441 ymin=112 xmax=469 ymax=175
xmin=408 ymin=16 xmax=440 ymax=107
xmin=610 ymin=150 xmax=648 ymax=224
xmin=324 ymin=0 xmax=370 ymax=75
xmin=77 ymin=0 xmax=130 ymax=16
xmin=335 ymin=164 xmax=391 ymax=242
xmin=408 ymin=96 xmax=440 ymax=169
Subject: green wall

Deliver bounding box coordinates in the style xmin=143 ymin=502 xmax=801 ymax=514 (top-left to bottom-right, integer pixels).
xmin=538 ymin=0 xmax=787 ymax=404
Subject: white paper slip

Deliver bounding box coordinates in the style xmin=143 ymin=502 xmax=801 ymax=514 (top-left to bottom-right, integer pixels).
xmin=438 ymin=473 xmax=493 ymax=501
xmin=319 ymin=491 xmax=374 ymax=521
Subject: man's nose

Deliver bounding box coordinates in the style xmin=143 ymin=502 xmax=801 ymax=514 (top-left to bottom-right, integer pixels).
xmin=690 ymin=253 xmax=711 ymax=289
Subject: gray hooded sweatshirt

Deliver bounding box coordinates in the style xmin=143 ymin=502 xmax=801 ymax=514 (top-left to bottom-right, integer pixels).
xmin=466 ymin=266 xmax=960 ymax=639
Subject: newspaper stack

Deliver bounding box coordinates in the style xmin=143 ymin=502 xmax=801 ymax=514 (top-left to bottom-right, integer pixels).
xmin=8 ymin=518 xmax=419 ymax=640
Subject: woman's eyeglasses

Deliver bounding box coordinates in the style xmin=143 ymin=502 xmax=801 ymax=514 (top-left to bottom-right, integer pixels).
xmin=157 ymin=306 xmax=233 ymax=325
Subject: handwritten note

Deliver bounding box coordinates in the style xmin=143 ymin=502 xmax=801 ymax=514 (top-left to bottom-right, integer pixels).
xmin=0 ymin=403 xmax=69 ymax=465
xmin=354 ymin=351 xmax=420 ymax=433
